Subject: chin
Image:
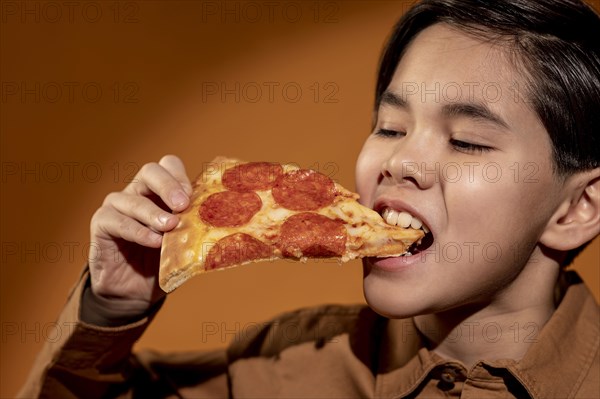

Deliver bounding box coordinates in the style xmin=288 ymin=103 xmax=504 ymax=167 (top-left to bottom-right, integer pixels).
xmin=363 ymin=276 xmax=425 ymax=319
xmin=361 ymin=259 xmax=432 ymax=319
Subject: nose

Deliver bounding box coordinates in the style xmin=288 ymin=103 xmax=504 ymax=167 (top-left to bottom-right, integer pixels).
xmin=380 ymin=135 xmax=438 ymax=190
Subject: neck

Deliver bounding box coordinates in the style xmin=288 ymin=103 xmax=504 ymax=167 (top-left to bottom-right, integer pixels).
xmin=414 ymin=258 xmax=560 ymax=368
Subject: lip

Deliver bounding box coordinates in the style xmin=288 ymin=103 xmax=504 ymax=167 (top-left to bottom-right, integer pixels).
xmin=365 ymin=251 xmax=429 ymax=272
xmin=373 ymin=197 xmax=433 ymax=235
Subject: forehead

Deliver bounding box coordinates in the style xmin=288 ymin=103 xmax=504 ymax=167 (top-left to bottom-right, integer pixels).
xmin=390 ymin=23 xmax=524 ymax=104
xmin=386 ymin=23 xmax=546 ymax=133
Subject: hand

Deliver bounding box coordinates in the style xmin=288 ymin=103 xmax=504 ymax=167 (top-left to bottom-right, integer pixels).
xmin=88 ymin=155 xmax=192 ymax=307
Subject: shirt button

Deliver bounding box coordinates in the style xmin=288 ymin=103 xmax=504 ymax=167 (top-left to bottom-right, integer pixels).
xmin=440 ymin=368 xmax=457 ymax=384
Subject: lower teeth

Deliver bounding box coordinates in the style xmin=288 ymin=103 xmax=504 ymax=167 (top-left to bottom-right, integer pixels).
xmin=401 ymin=251 xmax=413 ymax=257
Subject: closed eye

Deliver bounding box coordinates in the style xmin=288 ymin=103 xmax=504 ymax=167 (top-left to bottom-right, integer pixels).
xmin=450 ymin=139 xmax=493 ymax=154
xmin=374 ymin=128 xmax=406 ymax=138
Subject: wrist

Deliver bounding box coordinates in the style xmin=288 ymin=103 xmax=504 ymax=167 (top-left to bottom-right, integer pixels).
xmin=80 ymin=278 xmax=165 ymax=327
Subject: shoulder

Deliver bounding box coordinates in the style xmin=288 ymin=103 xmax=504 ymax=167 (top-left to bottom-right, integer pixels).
xmin=572 ymin=333 xmax=599 ymax=397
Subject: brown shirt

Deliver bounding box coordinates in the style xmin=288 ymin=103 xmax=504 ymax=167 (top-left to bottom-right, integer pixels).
xmin=19 ymin=271 xmax=599 ymax=398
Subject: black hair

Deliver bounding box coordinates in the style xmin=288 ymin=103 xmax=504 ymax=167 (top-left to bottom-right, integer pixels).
xmin=375 ymin=0 xmax=600 ymax=265
xmin=376 ymin=0 xmax=600 ymax=175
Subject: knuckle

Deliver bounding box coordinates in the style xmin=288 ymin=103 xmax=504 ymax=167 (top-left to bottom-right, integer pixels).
xmin=116 ymin=215 xmax=136 ymax=237
xmin=90 ymin=206 xmax=109 ymax=227
xmin=103 ymin=191 xmax=120 ymax=206
xmin=120 ymin=217 xmax=142 ymax=239
xmin=139 ymin=162 xmax=159 ymax=178
xmin=134 ymin=225 xmax=151 ymax=242
xmin=117 ymin=218 xmax=128 ymax=234
xmin=159 ymin=154 xmax=179 ymax=166
xmin=118 ymin=215 xmax=132 ymax=232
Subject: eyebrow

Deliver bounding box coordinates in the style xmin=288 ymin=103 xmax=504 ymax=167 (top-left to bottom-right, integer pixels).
xmin=442 ymin=103 xmax=510 ymax=130
xmin=380 ymin=91 xmax=408 ymax=108
xmin=379 ymin=90 xmax=510 ymax=130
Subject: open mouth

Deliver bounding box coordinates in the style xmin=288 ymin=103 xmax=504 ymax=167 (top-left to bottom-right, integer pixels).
xmin=380 ymin=207 xmax=434 ymax=256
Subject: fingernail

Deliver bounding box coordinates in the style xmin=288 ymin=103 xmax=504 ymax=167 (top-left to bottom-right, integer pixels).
xmin=158 ymin=213 xmax=171 ymax=226
xmin=171 ymin=191 xmax=187 ymax=208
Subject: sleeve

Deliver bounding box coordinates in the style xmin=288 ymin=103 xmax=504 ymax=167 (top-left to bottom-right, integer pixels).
xmin=16 ymin=268 xmax=230 ymax=399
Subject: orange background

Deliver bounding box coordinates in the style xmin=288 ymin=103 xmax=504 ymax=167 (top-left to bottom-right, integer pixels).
xmin=1 ymin=1 xmax=598 ymax=396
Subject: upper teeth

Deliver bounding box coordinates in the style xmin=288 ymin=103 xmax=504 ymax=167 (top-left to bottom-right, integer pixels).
xmin=382 ymin=208 xmax=429 ymax=233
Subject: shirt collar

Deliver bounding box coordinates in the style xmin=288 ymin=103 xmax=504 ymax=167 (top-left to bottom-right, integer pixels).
xmin=501 ymin=271 xmax=600 ymax=398
xmin=371 ymin=271 xmax=599 ymax=398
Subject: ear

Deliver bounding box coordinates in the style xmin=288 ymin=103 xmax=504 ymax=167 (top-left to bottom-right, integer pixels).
xmin=540 ymin=168 xmax=600 ymax=251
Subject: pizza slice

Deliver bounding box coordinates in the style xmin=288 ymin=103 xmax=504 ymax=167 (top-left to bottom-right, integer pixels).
xmin=159 ymin=156 xmax=425 ymax=293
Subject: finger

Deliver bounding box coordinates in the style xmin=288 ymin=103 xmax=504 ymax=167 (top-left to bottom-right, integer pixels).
xmin=93 ymin=206 xmax=163 ymax=248
xmin=124 ymin=162 xmax=190 ymax=212
xmin=158 ymin=154 xmax=193 ymax=196
xmin=104 ymin=192 xmax=179 ymax=232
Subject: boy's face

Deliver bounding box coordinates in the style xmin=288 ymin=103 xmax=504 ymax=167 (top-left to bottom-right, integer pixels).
xmin=356 ymin=24 xmax=567 ymax=318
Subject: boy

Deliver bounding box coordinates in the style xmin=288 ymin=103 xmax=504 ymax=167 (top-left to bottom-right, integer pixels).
xmin=19 ymin=0 xmax=599 ymax=397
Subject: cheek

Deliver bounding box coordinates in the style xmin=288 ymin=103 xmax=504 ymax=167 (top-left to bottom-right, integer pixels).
xmin=445 ymin=163 xmax=559 ymax=242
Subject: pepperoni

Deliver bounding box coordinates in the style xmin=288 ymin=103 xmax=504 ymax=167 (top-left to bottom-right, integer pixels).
xmin=205 ymin=233 xmax=272 ymax=270
xmin=272 ymin=169 xmax=336 ymax=211
xmin=278 ymin=213 xmax=347 ymax=258
xmin=199 ymin=191 xmax=262 ymax=227
xmin=222 ymin=162 xmax=284 ymax=192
